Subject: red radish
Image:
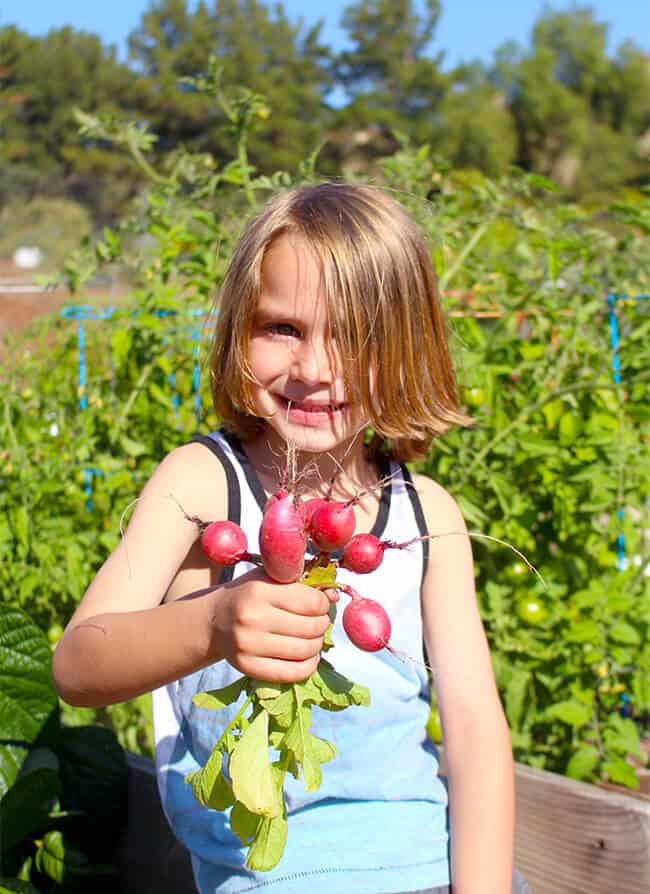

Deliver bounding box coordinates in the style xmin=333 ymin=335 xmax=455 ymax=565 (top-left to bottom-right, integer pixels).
xmin=303 ymin=497 xmax=328 ymax=528
xmin=310 ymin=501 xmax=356 ymax=552
xmin=201 ymin=521 xmax=248 ymax=566
xmin=259 ymin=488 xmax=307 ymax=583
xmin=340 ymin=584 xmax=391 ymax=652
xmin=342 ymin=533 xmax=431 ymax=574
xmin=341 ymin=533 xmax=385 ymax=573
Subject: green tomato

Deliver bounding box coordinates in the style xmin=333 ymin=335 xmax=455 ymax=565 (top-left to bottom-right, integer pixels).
xmin=47 ymin=623 xmax=64 ymax=645
xmin=504 ymin=561 xmax=529 ymax=583
xmin=516 ymin=598 xmax=548 ymax=626
xmin=426 ymin=708 xmax=442 ymax=743
xmin=463 ymin=387 xmax=486 ymax=408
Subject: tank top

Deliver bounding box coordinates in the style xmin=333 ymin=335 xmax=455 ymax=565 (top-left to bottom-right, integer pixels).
xmin=152 ymin=430 xmax=450 ymax=894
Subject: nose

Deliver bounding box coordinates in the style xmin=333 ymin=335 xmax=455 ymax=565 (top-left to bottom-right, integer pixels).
xmin=291 ymin=336 xmax=336 ymax=386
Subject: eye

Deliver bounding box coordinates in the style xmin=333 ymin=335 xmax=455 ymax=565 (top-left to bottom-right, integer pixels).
xmin=267 ymin=322 xmax=301 ymax=338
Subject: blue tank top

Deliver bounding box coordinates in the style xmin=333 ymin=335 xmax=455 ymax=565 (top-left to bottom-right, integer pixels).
xmin=152 ymin=430 xmax=450 ymax=893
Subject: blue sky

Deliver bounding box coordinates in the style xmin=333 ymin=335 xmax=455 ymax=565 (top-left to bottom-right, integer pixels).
xmin=3 ymin=1 xmax=649 ymax=70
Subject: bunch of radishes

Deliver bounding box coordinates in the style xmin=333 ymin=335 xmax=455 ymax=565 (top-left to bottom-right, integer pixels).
xmin=197 ymin=483 xmax=416 ymax=655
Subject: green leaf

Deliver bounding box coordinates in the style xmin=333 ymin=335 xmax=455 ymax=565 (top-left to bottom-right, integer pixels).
xmin=284 ymin=703 xmax=322 ymax=791
xmin=230 ymin=801 xmax=261 ymax=844
xmin=193 ymin=676 xmax=247 ymax=710
xmin=258 ymin=689 xmax=295 ymax=728
xmin=250 ymin=681 xmax=286 ymax=700
xmin=186 ymin=747 xmax=234 ymax=810
xmin=566 ymin=745 xmax=600 ymax=780
xmin=505 ymin=669 xmax=529 ymax=731
xmin=609 ymin=621 xmax=640 ymax=646
xmin=0 ymin=607 xmax=58 ymax=797
xmin=602 ymin=758 xmax=639 ymax=789
xmin=307 ymin=734 xmax=337 ymax=765
xmin=312 ymin=660 xmax=370 ymax=709
xmin=111 ymin=328 xmax=132 ymax=368
xmin=34 ymin=830 xmax=91 ymax=883
xmin=0 ymin=879 xmax=41 ymax=894
xmin=229 ymin=712 xmax=280 ymax=817
xmin=602 ymin=714 xmax=643 ymax=759
xmin=245 ymin=812 xmax=288 ymax=872
xmin=119 ymin=435 xmax=147 ymax=457
xmin=12 ymin=507 xmax=29 ymax=548
xmin=565 ymin=620 xmax=601 ymax=643
xmin=545 ymin=700 xmax=592 ymax=728
xmin=0 ymin=768 xmax=60 ymax=855
xmin=303 ymin=561 xmax=337 ymax=588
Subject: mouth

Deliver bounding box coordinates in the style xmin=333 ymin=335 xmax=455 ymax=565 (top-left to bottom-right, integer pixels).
xmin=274 ymin=395 xmax=348 ymax=423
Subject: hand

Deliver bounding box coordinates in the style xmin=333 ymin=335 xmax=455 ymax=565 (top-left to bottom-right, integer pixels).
xmin=209 ymin=568 xmax=333 ymax=682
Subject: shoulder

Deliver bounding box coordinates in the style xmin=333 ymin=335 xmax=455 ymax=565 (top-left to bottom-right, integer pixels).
xmin=408 ymin=470 xmax=468 ymax=538
xmin=142 ymin=439 xmax=229 ymax=525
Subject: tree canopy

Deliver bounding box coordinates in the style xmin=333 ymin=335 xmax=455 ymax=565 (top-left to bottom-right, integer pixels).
xmin=0 ymin=1 xmax=648 ymax=225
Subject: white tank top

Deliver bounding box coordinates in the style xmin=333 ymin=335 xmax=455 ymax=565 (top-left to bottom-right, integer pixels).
xmin=152 ymin=429 xmax=450 ymax=893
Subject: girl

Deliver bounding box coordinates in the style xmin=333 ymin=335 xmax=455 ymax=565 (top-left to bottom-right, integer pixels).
xmin=53 ymin=183 xmax=530 ymax=894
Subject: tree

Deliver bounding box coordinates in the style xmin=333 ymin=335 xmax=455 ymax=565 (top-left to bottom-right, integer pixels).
xmin=331 ymin=0 xmax=445 ymax=168
xmin=127 ymin=0 xmax=334 ymax=172
xmin=0 ymin=26 xmax=142 ymax=221
xmin=430 ymin=63 xmax=517 ymax=177
xmin=490 ymin=6 xmax=650 ymax=194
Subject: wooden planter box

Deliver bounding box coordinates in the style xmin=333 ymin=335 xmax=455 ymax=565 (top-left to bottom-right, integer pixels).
xmin=117 ymin=753 xmax=650 ymax=894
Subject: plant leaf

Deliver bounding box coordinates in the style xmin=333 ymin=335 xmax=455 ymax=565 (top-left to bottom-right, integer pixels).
xmin=312 ymin=660 xmax=370 ymax=709
xmin=566 ymin=745 xmax=600 ymax=780
xmin=245 ymin=812 xmax=288 ymax=871
xmin=229 ymin=712 xmax=280 ymax=817
xmin=0 ymin=879 xmax=41 ymax=894
xmin=193 ymin=676 xmax=247 ymax=710
xmin=603 ymin=757 xmax=639 ymax=789
xmin=230 ymin=801 xmax=261 ymax=845
xmin=303 ymin=561 xmax=337 ymax=588
xmin=0 ymin=768 xmax=60 ymax=855
xmin=0 ymin=608 xmax=58 ymax=798
xmin=545 ymin=700 xmax=591 ymax=727
xmin=186 ymin=747 xmax=235 ymax=810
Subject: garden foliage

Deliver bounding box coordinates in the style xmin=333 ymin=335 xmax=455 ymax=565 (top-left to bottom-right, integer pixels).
xmin=0 ymin=607 xmax=127 ymax=892
xmin=1 ymin=66 xmax=648 ymax=795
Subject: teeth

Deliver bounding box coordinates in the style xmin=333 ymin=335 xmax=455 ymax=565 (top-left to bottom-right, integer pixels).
xmin=292 ymin=401 xmax=342 ymax=412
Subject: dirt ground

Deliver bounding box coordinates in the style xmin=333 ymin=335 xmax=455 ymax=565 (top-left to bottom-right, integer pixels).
xmin=0 ymin=258 xmax=127 ymax=343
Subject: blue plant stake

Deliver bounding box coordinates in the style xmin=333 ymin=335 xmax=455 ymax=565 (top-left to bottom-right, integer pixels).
xmin=606 ymin=293 xmax=650 ymax=571
xmin=62 ymin=304 xmax=209 ymax=509
xmin=62 ymin=306 xmax=115 ymax=510
xmin=192 ymin=326 xmax=201 ymax=431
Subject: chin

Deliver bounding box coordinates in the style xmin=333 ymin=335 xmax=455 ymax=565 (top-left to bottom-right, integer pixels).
xmin=273 ymin=422 xmax=354 ymax=455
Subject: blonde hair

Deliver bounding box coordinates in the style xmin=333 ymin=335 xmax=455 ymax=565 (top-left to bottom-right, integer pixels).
xmin=210 ymin=182 xmax=471 ymax=462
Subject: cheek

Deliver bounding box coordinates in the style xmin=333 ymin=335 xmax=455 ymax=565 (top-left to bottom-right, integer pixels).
xmin=248 ymin=340 xmax=280 ymax=382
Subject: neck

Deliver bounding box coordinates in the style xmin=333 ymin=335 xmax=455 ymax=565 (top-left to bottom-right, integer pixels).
xmin=244 ymin=428 xmax=378 ymax=502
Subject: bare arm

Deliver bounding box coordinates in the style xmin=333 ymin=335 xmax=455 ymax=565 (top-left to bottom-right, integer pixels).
xmin=416 ymin=473 xmax=514 ymax=894
xmin=53 ymin=443 xmax=332 ymax=707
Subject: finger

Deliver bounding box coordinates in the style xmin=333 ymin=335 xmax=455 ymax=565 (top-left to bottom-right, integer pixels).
xmin=270 ymin=585 xmax=330 ymax=617
xmin=265 ymin=609 xmax=331 ymax=640
xmin=236 ymin=654 xmax=320 ymax=684
xmin=324 ymin=587 xmax=340 ymax=604
xmin=237 ymin=631 xmax=324 ymax=662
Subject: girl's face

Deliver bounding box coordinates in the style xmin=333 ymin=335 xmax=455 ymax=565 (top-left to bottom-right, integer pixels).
xmin=247 ymin=233 xmax=367 ymax=456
